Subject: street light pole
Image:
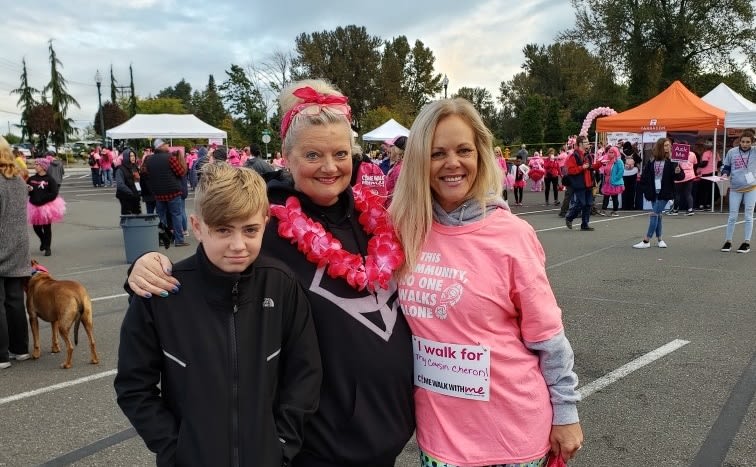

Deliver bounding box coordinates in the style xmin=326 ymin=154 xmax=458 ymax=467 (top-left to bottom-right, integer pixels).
xmin=442 ymin=74 xmax=449 ymax=99
xmin=95 ymin=70 xmax=105 ymax=147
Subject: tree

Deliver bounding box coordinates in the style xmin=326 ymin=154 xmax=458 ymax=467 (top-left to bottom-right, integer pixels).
xmin=542 ymin=98 xmax=565 ymax=147
xmin=219 ymin=64 xmax=269 ymax=145
xmin=564 ymin=0 xmax=756 ymax=103
xmin=293 ymin=25 xmax=382 ymax=129
xmin=3 ymin=133 xmax=21 ymax=144
xmin=42 ymin=40 xmax=80 ymax=147
xmin=520 ymin=95 xmax=546 ymax=145
xmin=136 ymin=97 xmax=187 ymax=114
xmin=26 ymin=102 xmax=56 ymax=148
xmin=128 ymin=65 xmax=137 ymax=116
xmin=194 ymin=75 xmax=227 ymax=127
xmin=687 ymin=70 xmax=755 ymax=100
xmin=157 ymin=79 xmax=193 ymax=111
xmin=405 ymin=39 xmax=443 ymax=114
xmin=376 ymin=36 xmax=411 ymax=109
xmin=453 ymin=87 xmax=496 ymax=129
xmin=93 ymin=102 xmax=128 ymax=136
xmin=110 ymin=65 xmax=118 ymax=104
xmin=10 ymin=58 xmax=39 ymax=142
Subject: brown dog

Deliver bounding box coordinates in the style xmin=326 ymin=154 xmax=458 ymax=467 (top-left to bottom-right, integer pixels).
xmin=26 ymin=260 xmax=100 ymax=369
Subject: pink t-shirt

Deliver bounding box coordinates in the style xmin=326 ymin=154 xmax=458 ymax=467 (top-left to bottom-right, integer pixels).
xmin=357 ymin=161 xmax=387 ymax=198
xmin=675 ymin=151 xmax=697 ymax=183
xmin=399 ymin=209 xmax=563 ymax=465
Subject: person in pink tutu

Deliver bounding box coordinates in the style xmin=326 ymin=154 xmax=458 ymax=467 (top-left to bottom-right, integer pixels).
xmin=494 ymin=146 xmax=510 ymax=202
xmin=598 ymin=147 xmax=625 ymax=217
xmin=528 ymin=151 xmax=545 ymax=191
xmin=27 ymin=158 xmax=65 ymax=256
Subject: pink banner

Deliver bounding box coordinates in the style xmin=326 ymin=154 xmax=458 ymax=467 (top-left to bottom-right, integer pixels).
xmin=671 ymin=143 xmax=690 ymax=163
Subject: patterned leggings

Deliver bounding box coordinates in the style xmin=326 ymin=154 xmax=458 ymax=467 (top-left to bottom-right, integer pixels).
xmin=420 ymin=449 xmax=548 ymax=467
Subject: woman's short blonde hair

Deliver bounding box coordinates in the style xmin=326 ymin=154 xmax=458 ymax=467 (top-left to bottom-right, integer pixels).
xmin=279 ymin=78 xmax=353 ymax=156
xmin=390 ymin=98 xmax=501 ymax=276
xmin=0 ymin=137 xmax=20 ymax=179
xmin=195 ymin=163 xmax=268 ymax=226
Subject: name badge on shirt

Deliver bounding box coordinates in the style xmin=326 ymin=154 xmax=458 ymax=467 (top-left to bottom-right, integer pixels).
xmin=746 ymin=172 xmax=756 ymax=184
xmin=412 ymin=335 xmax=490 ymax=401
xmin=655 ymin=179 xmax=662 ymax=191
xmin=134 ymin=181 xmax=142 ymax=192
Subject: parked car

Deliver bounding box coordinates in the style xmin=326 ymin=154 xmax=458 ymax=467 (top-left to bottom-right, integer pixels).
xmin=12 ymin=143 xmax=33 ymax=157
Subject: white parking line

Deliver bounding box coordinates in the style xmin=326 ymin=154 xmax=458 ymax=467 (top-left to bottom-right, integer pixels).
xmin=92 ymin=293 xmax=129 ymax=302
xmin=578 ymin=339 xmax=690 ymax=398
xmin=536 ymin=213 xmax=647 ymax=232
xmin=0 ymin=338 xmax=690 ymax=407
xmin=672 ymin=221 xmax=744 ymax=238
xmin=0 ymin=370 xmax=117 ymax=406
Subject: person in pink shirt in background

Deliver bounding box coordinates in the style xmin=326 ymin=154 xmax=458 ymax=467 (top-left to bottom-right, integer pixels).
xmin=390 ymin=98 xmax=582 ymax=467
xmin=671 ymin=149 xmax=698 ymax=215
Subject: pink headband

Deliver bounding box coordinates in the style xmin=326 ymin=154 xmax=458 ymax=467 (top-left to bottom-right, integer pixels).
xmin=280 ymin=86 xmax=351 ymax=139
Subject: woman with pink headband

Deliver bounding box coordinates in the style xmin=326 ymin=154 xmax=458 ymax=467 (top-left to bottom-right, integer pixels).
xmin=126 ymin=79 xmax=414 ymax=466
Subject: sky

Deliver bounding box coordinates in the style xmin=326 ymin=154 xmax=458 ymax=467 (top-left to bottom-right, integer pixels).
xmin=0 ymin=0 xmax=575 ymax=139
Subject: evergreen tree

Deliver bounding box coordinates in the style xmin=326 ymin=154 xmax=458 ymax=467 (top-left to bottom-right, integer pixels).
xmin=10 ymin=58 xmax=39 ymax=142
xmin=520 ymin=95 xmax=546 ymax=146
xmin=543 ymin=98 xmax=564 ymax=147
xmin=42 ymin=40 xmax=80 ymax=147
xmin=219 ymin=64 xmax=268 ymax=145
xmin=293 ymin=25 xmax=382 ymax=129
xmin=129 ymin=64 xmax=137 ymax=116
xmin=194 ymin=75 xmax=227 ymax=127
xmin=405 ymin=39 xmax=443 ymax=114
xmin=110 ymin=65 xmax=118 ymax=104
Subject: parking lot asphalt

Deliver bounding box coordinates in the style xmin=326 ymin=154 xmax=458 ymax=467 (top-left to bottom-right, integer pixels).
xmin=1 ymin=169 xmax=754 ymax=466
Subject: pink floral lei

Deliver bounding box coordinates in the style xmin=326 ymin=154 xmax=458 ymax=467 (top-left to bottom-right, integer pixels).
xmin=270 ymin=185 xmax=404 ymax=292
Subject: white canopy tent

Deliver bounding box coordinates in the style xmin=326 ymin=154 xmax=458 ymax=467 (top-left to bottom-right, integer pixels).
xmin=106 ymin=114 xmax=227 ymax=141
xmin=699 ymin=83 xmax=756 ymax=211
xmin=361 ymin=119 xmax=409 ymax=142
xmin=701 ymin=83 xmax=756 ymax=113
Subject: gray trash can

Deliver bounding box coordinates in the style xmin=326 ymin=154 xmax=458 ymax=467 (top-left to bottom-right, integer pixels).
xmin=120 ymin=214 xmax=160 ymax=264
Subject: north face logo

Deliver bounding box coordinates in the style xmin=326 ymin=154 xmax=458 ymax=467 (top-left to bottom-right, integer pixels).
xmin=262 ymin=298 xmax=275 ymax=308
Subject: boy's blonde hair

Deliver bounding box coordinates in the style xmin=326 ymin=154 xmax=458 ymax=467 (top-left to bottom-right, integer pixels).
xmin=195 ymin=162 xmax=269 ymax=226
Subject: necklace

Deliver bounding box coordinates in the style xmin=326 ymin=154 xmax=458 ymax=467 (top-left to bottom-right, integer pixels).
xmin=270 ymin=185 xmax=404 ymax=292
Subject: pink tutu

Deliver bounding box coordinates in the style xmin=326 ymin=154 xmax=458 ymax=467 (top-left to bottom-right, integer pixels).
xmin=504 ymin=174 xmax=515 ymax=190
xmin=528 ymin=168 xmax=545 ymax=182
xmin=601 ymin=184 xmax=625 ymax=196
xmin=28 ymin=197 xmax=66 ymax=225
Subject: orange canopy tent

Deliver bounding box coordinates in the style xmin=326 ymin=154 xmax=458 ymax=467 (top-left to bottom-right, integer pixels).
xmin=596 ymin=81 xmax=725 ymax=133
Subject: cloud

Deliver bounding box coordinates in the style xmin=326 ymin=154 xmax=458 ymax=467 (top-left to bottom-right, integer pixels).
xmin=0 ymin=0 xmax=575 ymax=135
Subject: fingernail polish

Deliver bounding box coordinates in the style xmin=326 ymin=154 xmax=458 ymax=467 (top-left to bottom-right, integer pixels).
xmin=171 ymin=287 xmax=179 ymax=294
xmin=159 ymin=291 xmax=169 ymax=298
xmin=144 ymin=293 xmax=152 ymax=298
xmin=165 ymin=267 xmax=172 ymax=274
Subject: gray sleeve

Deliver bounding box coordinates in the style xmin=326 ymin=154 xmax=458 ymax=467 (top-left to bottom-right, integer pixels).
xmin=524 ymin=330 xmax=581 ymax=425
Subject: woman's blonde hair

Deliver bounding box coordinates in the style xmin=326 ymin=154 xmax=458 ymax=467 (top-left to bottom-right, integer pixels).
xmin=279 ymin=78 xmax=353 ymax=156
xmin=195 ymin=163 xmax=268 ymax=227
xmin=0 ymin=137 xmax=20 ymax=179
xmin=390 ymin=98 xmax=500 ymax=277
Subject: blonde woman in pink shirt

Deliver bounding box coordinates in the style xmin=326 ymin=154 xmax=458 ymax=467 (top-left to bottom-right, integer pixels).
xmin=390 ymin=98 xmax=582 ymax=467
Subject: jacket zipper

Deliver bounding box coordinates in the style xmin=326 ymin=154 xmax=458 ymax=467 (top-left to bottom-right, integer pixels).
xmin=230 ymin=281 xmax=240 ymax=467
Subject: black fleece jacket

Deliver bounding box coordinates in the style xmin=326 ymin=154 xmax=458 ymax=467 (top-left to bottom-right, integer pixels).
xmin=640 ymin=159 xmax=684 ymax=201
xmin=115 ymin=245 xmax=322 ymax=467
xmin=266 ymin=180 xmax=414 ymax=467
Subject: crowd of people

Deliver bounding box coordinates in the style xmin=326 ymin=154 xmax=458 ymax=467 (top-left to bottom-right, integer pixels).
xmin=2 ymin=75 xmax=755 ymax=467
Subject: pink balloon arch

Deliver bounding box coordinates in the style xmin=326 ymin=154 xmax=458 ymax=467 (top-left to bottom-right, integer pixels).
xmin=579 ymin=107 xmax=617 ymax=136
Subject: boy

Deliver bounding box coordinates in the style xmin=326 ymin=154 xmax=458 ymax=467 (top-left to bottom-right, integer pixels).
xmin=114 ymin=163 xmax=322 ymax=466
